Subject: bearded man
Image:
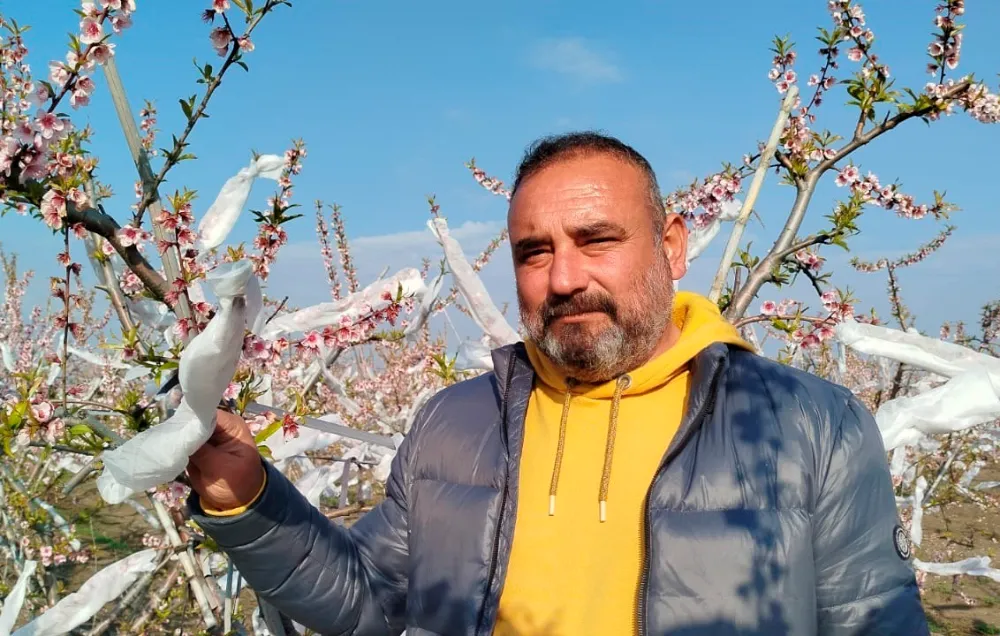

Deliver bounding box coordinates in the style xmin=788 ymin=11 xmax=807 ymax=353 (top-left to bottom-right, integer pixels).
xmin=186 ymin=132 xmax=929 ymax=635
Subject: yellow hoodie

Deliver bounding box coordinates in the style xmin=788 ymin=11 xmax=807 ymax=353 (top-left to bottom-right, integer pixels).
xmin=494 ymin=291 xmax=752 ymax=636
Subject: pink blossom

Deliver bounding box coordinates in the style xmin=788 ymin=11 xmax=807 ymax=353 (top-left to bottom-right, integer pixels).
xmin=90 ymin=42 xmax=115 ymax=64
xmin=49 ymin=62 xmax=70 ymax=87
xmin=117 ymin=225 xmax=144 ymax=246
xmin=76 ymin=76 xmax=96 ymax=94
xmin=760 ymin=301 xmax=778 ymax=315
xmin=31 ymin=400 xmax=54 ymax=423
xmin=847 ymin=47 xmax=863 ymax=62
xmin=44 ymin=418 xmax=65 ymax=444
xmin=36 ymin=112 xmax=65 ymax=140
xmin=41 ymin=190 xmax=67 ymax=229
xmin=81 ymin=2 xmax=101 ymax=18
xmin=281 ymin=414 xmax=300 ymax=439
xmin=70 ymin=89 xmax=90 ymax=108
xmin=834 ymin=165 xmax=859 ymax=186
xmin=79 ymin=19 xmax=104 ymax=45
xmin=800 ymin=333 xmax=820 ymax=349
xmin=111 ymin=14 xmax=132 ymax=34
xmin=223 ymin=382 xmax=240 ymax=401
xmin=213 ymin=0 xmax=231 ymax=10
xmin=119 ymin=269 xmax=143 ymax=295
xmin=300 ymin=331 xmax=322 ymax=351
xmin=210 ymin=27 xmax=232 ymax=53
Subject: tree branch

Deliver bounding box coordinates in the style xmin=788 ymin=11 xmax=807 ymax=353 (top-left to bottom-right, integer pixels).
xmin=724 ymin=181 xmax=818 ymax=320
xmin=784 ymin=256 xmax=825 ymax=297
xmin=818 ymin=80 xmax=972 ymax=174
xmin=132 ymin=2 xmax=283 ymax=226
xmin=726 ymin=81 xmax=974 ymax=322
xmin=771 ymin=232 xmax=833 ymax=263
xmin=733 ymin=313 xmax=832 ymax=329
xmin=65 ymin=202 xmax=170 ymax=302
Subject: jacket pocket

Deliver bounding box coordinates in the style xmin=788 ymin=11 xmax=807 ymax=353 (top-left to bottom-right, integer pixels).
xmin=645 ymin=507 xmax=818 ymax=635
xmin=408 ymin=478 xmax=502 ymax=634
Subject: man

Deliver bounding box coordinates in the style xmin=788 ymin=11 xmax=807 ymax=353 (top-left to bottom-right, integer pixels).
xmin=186 ymin=132 xmax=929 ymax=635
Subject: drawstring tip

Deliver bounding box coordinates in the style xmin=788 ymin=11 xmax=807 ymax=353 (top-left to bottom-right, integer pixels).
xmin=599 ymin=500 xmax=607 ymax=523
xmin=549 ymin=495 xmax=556 ymax=516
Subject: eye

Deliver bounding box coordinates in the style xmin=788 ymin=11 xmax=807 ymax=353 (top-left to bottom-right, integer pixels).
xmin=584 ymin=236 xmax=617 ymax=247
xmin=517 ymin=249 xmax=547 ymax=264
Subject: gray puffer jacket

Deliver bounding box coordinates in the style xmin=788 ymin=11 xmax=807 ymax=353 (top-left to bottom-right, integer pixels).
xmin=189 ymin=342 xmax=929 ymax=635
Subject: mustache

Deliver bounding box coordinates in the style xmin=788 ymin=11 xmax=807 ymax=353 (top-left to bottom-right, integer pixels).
xmin=542 ymin=292 xmax=618 ymax=326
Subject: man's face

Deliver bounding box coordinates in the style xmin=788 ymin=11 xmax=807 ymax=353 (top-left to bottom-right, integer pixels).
xmin=508 ymin=153 xmax=689 ymax=383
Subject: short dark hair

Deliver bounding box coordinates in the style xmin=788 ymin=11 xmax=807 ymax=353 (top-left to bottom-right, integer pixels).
xmin=510 ymin=131 xmax=665 ymax=237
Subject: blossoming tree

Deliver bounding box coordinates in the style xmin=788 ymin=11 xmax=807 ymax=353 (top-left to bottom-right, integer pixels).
xmin=0 ymin=0 xmax=997 ymax=633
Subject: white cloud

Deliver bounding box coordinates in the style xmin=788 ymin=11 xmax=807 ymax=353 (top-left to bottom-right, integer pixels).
xmin=528 ymin=37 xmax=623 ymax=85
xmin=350 ymin=220 xmax=503 ymax=255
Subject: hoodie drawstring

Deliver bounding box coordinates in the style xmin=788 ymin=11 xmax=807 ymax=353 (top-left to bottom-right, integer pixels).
xmin=548 ymin=374 xmax=631 ymax=523
xmin=600 ymin=374 xmax=630 ymax=522
xmin=548 ymin=379 xmax=575 ymax=516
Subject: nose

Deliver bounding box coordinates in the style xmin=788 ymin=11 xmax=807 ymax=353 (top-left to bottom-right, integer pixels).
xmin=548 ymin=247 xmax=589 ymax=297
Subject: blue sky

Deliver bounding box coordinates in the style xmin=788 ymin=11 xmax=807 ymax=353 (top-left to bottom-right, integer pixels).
xmin=3 ymin=1 xmax=999 ymax=341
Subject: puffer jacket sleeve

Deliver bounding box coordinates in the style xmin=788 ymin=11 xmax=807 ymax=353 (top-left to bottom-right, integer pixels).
xmin=188 ymin=421 xmax=417 ymax=636
xmin=813 ymin=395 xmax=929 ymax=635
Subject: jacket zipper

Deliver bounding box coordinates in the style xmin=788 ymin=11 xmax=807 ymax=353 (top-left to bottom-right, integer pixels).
xmin=476 ymin=349 xmax=519 ymax=636
xmin=636 ymin=363 xmax=724 ymax=636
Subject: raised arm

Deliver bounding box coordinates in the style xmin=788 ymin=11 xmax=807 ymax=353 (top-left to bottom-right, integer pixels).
xmin=186 ymin=410 xmax=412 ymax=635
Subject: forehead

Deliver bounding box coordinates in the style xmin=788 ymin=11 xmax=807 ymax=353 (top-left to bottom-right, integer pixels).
xmin=507 ymin=153 xmax=651 ymax=235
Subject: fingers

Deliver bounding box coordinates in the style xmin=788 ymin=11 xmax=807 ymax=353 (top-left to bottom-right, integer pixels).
xmin=189 ymin=436 xmax=221 ymax=464
xmin=216 ymin=408 xmax=251 ymax=437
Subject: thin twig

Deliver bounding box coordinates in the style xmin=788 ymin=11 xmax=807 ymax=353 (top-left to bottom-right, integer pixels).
xmin=725 ymin=80 xmax=974 ymax=321
xmin=266 ymin=296 xmax=289 ymax=324
xmin=129 ymin=561 xmax=183 ymax=633
xmin=61 ymin=226 xmax=70 ymax=415
xmin=325 ymin=503 xmax=374 ymax=520
xmin=733 ymin=313 xmax=831 ymax=329
xmin=132 ymin=2 xmax=283 ymax=226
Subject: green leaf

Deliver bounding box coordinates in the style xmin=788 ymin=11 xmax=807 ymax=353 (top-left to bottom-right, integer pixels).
xmin=253 ymin=418 xmax=283 ymax=444
xmin=69 ymin=424 xmax=93 ymax=437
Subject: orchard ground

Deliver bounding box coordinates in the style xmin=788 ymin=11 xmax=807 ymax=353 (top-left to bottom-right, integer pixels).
xmin=20 ymin=456 xmax=1000 ymax=635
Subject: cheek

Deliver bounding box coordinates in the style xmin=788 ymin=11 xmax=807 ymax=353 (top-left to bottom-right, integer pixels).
xmin=515 ymin=267 xmax=548 ymax=309
xmin=588 ymin=252 xmax=635 ymax=295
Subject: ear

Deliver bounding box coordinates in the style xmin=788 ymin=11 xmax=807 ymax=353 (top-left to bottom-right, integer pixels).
xmin=661 ymin=213 xmax=688 ymax=281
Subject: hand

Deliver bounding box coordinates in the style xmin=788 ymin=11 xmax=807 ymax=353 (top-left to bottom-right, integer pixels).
xmin=187 ymin=409 xmax=266 ymax=511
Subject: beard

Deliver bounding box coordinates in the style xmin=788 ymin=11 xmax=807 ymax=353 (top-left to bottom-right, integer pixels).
xmin=519 ymin=255 xmax=674 ymax=384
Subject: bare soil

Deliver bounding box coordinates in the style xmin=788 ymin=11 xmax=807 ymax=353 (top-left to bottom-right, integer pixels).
xmin=919 ymin=464 xmax=1000 ymax=636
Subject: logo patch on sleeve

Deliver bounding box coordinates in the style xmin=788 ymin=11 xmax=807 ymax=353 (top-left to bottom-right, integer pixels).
xmin=893 ymin=524 xmax=912 ymax=560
